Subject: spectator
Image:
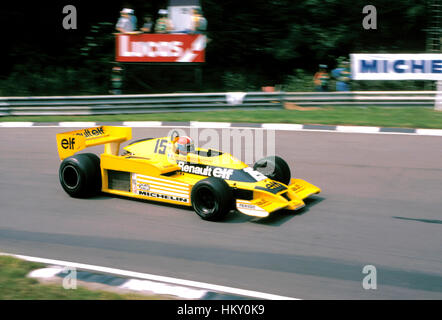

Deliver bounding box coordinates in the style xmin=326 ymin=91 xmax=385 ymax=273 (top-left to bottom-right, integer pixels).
xmin=141 ymin=15 xmax=153 ymax=33
xmin=313 ymin=64 xmax=330 ymax=92
xmin=128 ymin=8 xmax=137 ymax=31
xmin=191 ymin=8 xmax=207 ymax=34
xmin=155 ymin=9 xmax=173 ymax=33
xmin=332 ymin=59 xmax=352 ymax=91
xmin=116 ymin=8 xmax=134 ymax=33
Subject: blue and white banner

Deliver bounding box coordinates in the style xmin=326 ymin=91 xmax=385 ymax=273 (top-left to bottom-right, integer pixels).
xmin=351 ymin=54 xmax=442 ymax=80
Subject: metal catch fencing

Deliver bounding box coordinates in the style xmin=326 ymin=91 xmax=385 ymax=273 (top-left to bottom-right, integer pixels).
xmin=0 ymin=91 xmax=439 ymax=117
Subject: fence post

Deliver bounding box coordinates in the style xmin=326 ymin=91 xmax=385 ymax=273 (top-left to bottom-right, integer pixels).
xmin=279 ymin=91 xmax=286 ymax=109
xmin=436 ymin=81 xmax=442 ymax=111
xmin=0 ymin=99 xmax=10 ymax=117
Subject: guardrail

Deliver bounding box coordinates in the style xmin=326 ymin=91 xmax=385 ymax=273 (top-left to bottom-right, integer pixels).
xmin=0 ymin=91 xmax=439 ymax=116
xmin=285 ymin=91 xmax=439 ymax=107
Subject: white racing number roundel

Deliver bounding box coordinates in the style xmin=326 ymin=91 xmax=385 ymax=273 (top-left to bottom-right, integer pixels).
xmin=243 ymin=167 xmax=267 ymax=182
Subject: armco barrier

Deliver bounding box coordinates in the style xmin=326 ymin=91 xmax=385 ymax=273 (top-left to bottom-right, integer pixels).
xmin=0 ymin=91 xmax=439 ymax=116
xmin=284 ymin=91 xmax=438 ymax=107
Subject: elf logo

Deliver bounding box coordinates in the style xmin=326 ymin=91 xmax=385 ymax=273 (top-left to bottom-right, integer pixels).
xmin=82 ymin=127 xmax=104 ymax=138
xmin=61 ymin=137 xmax=75 ymax=149
xmin=266 ymin=181 xmax=283 ymax=189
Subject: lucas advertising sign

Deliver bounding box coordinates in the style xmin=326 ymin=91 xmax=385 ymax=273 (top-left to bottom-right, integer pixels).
xmin=351 ymin=54 xmax=442 ymax=80
xmin=116 ymin=33 xmax=206 ymax=63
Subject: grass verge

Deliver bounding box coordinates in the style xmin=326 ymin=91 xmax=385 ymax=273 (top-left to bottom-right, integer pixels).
xmin=0 ymin=255 xmax=165 ymax=300
xmin=1 ymin=107 xmax=441 ymax=129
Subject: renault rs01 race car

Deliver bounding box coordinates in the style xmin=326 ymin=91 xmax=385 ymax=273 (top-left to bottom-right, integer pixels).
xmin=56 ymin=126 xmax=321 ymax=221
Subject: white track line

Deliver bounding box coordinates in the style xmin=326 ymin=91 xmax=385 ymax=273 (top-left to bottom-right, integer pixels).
xmin=0 ymin=122 xmax=34 ymax=127
xmin=262 ymin=123 xmax=303 ymax=130
xmin=28 ymin=266 xmax=65 ymax=279
xmin=120 ymin=279 xmax=207 ymax=299
xmin=58 ymin=122 xmax=96 ymax=127
xmin=415 ymin=128 xmax=442 ymax=136
xmin=1 ymin=122 xmax=441 ymax=137
xmin=27 ymin=266 xmax=207 ymax=299
xmin=123 ymin=121 xmax=163 ymax=127
xmin=190 ymin=121 xmax=232 ymax=128
xmin=2 ymin=253 xmax=298 ymax=300
xmin=336 ymin=125 xmax=380 ymax=133
xmin=137 ymin=125 xmax=442 ymax=136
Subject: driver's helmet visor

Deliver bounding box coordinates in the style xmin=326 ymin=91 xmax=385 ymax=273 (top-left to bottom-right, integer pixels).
xmin=177 ymin=143 xmax=195 ymax=153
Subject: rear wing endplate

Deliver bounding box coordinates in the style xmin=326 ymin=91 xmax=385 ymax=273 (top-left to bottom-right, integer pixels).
xmin=56 ymin=126 xmax=132 ymax=160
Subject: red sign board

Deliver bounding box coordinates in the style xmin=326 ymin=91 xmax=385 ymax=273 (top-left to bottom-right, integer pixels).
xmin=116 ymin=34 xmax=206 ymax=63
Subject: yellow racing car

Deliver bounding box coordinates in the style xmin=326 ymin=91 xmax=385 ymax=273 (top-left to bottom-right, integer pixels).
xmin=56 ymin=126 xmax=320 ymax=221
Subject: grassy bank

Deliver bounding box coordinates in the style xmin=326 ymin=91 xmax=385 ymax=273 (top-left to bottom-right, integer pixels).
xmin=1 ymin=107 xmax=442 ymax=129
xmin=0 ymin=255 xmax=157 ymax=299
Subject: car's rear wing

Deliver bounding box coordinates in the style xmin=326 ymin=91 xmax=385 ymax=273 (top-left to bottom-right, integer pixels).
xmin=56 ymin=126 xmax=132 ymax=160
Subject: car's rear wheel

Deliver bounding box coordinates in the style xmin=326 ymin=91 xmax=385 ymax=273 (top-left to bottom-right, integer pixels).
xmin=253 ymin=155 xmax=291 ymax=185
xmin=191 ymin=177 xmax=233 ymax=221
xmin=59 ymin=153 xmax=101 ymax=198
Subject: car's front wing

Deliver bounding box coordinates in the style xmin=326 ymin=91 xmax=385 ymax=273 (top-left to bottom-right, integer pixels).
xmin=235 ymin=178 xmax=321 ymax=218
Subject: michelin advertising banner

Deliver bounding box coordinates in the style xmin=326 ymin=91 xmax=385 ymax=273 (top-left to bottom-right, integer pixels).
xmin=351 ymin=54 xmax=442 ymax=80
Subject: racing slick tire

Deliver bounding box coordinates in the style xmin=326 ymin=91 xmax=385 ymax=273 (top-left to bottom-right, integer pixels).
xmin=59 ymin=153 xmax=102 ymax=198
xmin=253 ymin=155 xmax=291 ymax=185
xmin=191 ymin=177 xmax=233 ymax=221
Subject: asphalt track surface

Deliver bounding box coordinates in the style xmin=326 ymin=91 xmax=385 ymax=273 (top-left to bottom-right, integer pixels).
xmin=0 ymin=127 xmax=441 ymax=299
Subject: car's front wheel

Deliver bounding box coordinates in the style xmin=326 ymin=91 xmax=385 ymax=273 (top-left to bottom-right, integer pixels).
xmin=191 ymin=177 xmax=233 ymax=221
xmin=253 ymin=155 xmax=291 ymax=185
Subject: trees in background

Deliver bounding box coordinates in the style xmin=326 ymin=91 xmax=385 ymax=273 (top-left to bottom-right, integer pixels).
xmin=0 ymin=0 xmax=428 ymax=95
